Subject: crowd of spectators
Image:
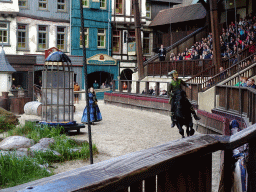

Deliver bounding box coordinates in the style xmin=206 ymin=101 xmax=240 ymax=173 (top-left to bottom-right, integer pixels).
xmin=169 ymin=13 xmax=256 ymax=61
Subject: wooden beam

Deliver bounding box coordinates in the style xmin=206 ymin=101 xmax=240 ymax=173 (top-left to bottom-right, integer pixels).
xmin=133 ymin=0 xmax=144 ymax=80
xmin=209 ymin=0 xmax=222 ymax=74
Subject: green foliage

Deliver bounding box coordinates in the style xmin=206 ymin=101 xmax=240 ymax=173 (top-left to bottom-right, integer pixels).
xmin=7 ymin=121 xmax=64 ymax=142
xmin=1 ymin=121 xmax=98 ymax=189
xmin=0 ymin=116 xmax=15 ymax=133
xmin=0 ymin=153 xmax=52 ymax=189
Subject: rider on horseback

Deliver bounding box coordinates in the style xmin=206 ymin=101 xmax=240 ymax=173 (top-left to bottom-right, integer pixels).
xmin=168 ymin=70 xmax=201 ymax=128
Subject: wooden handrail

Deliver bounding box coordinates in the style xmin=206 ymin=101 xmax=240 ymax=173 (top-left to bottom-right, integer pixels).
xmin=7 ymin=124 xmax=256 ymax=191
xmin=200 ymin=52 xmax=256 ymax=92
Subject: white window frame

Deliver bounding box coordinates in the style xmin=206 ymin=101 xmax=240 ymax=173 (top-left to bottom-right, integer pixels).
xmin=97 ymin=28 xmax=106 ymax=49
xmin=57 ymin=0 xmax=66 ymax=12
xmin=82 ymin=0 xmax=89 ymax=7
xmin=100 ymin=0 xmax=106 ymax=9
xmin=112 ymin=30 xmax=121 ymax=53
xmin=37 ymin=25 xmax=48 ymax=51
xmin=0 ymin=21 xmax=9 ymax=45
xmin=115 ymin=0 xmax=123 ymax=15
xmin=39 ymin=0 xmax=48 ymax=10
xmin=146 ymin=2 xmax=151 ymax=19
xmin=80 ymin=28 xmax=89 ymax=48
xmin=57 ymin=26 xmax=66 ymax=51
xmin=17 ymin=24 xmax=28 ymax=50
xmin=18 ymin=0 xmax=28 ymax=9
xmin=143 ymin=31 xmax=150 ymax=54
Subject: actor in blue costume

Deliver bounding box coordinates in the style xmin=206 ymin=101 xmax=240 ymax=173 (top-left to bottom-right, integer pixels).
xmin=81 ymin=87 xmax=102 ymax=124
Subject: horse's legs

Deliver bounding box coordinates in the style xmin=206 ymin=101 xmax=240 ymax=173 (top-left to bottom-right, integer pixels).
xmin=177 ymin=123 xmax=185 ymax=138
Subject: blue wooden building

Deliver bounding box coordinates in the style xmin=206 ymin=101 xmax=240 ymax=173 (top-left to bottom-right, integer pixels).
xmin=71 ymin=0 xmax=118 ymax=90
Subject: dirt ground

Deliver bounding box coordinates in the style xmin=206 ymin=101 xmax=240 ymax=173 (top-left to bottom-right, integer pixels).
xmin=17 ymin=100 xmax=221 ymax=191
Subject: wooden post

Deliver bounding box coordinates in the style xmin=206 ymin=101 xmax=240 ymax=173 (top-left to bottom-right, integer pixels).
xmin=209 ymin=0 xmax=221 ymax=75
xmin=133 ymin=0 xmax=144 ymax=80
xmin=248 ymin=141 xmax=256 ymax=191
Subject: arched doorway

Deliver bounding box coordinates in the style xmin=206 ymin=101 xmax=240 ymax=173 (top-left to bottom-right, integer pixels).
xmin=88 ymin=71 xmax=114 ymax=88
xmin=120 ymin=69 xmax=133 ymax=80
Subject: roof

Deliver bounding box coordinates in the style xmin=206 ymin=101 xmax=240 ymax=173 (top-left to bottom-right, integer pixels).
xmin=0 ymin=48 xmax=16 ymax=72
xmin=149 ymin=3 xmax=206 ymax=27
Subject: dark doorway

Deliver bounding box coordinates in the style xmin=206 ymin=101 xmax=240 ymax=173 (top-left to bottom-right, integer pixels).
xmin=88 ymin=71 xmax=113 ymax=88
xmin=12 ymin=72 xmax=28 ymax=89
xmin=120 ymin=69 xmax=133 ymax=80
xmin=34 ymin=70 xmax=42 ymax=86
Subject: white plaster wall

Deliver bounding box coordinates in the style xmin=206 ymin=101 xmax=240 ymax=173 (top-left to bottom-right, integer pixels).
xmin=0 ymin=0 xmax=19 ymax=12
xmin=16 ymin=17 xmax=70 ymax=55
xmin=0 ymin=73 xmax=12 ymax=94
xmin=198 ymin=86 xmax=215 ymax=113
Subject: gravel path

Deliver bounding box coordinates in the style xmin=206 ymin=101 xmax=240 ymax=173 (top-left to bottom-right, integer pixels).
xmin=18 ymin=100 xmax=221 ymax=191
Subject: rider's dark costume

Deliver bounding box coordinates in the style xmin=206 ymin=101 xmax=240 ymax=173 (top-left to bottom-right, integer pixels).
xmin=168 ymin=73 xmax=200 ymax=127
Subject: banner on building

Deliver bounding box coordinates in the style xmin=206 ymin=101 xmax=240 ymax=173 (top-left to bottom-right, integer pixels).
xmin=128 ymin=42 xmax=136 ymax=55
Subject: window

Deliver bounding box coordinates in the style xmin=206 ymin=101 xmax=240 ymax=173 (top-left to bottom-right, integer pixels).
xmin=112 ymin=30 xmax=121 ymax=53
xmin=18 ymin=0 xmax=28 ymax=8
xmin=97 ymin=29 xmax=106 ymax=48
xmin=128 ymin=30 xmax=136 ymax=42
xmin=131 ymin=1 xmax=134 ymax=15
xmin=12 ymin=72 xmax=28 ymax=90
xmin=82 ymin=0 xmax=89 ymax=7
xmin=0 ymin=22 xmax=9 ymax=45
xmin=80 ymin=28 xmax=89 ymax=48
xmin=57 ymin=0 xmax=66 ymax=11
xmin=143 ymin=32 xmax=150 ymax=54
xmin=115 ymin=0 xmax=123 ymax=14
xmin=100 ymin=0 xmax=106 ymax=9
xmin=17 ymin=24 xmax=28 ymax=50
xmin=57 ymin=27 xmax=66 ymax=51
xmin=38 ymin=25 xmax=48 ymax=51
xmin=146 ymin=3 xmax=151 ymax=18
xmin=39 ymin=0 xmax=47 ymax=10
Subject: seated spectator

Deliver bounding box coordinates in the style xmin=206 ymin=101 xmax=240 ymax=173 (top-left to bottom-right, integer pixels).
xmin=249 ymin=40 xmax=255 ymax=54
xmin=219 ymin=67 xmax=226 ymax=80
xmin=11 ymin=84 xmax=16 ymax=90
xmin=253 ymin=54 xmax=256 ymax=63
xmin=148 ymin=86 xmax=154 ymax=95
xmin=247 ymin=78 xmax=256 ymax=88
xmin=235 ymin=76 xmax=244 ymax=86
xmin=122 ymin=82 xmax=127 ymax=90
xmin=100 ymin=82 xmax=106 ymax=89
xmin=241 ymin=77 xmax=248 ymax=87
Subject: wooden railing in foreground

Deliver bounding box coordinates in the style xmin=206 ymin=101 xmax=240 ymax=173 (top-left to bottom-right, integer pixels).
xmin=7 ymin=125 xmax=256 ymax=192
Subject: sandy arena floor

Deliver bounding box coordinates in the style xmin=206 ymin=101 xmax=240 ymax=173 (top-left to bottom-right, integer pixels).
xmin=17 ymin=100 xmax=221 ymax=191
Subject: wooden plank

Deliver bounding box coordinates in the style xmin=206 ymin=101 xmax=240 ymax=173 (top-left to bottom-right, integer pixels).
xmin=7 ymin=135 xmax=220 ymax=192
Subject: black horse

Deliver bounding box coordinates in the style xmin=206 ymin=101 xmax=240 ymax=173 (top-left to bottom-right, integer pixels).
xmin=172 ymin=89 xmax=195 ymax=138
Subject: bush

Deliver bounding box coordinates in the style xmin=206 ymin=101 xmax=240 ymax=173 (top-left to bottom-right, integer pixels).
xmin=7 ymin=121 xmax=64 ymax=142
xmin=0 ymin=116 xmax=15 ymax=133
xmin=0 ymin=153 xmax=52 ymax=189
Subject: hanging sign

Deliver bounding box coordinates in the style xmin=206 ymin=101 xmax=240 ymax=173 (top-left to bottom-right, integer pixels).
xmin=128 ymin=42 xmax=136 ymax=55
xmin=87 ymin=54 xmax=117 ymax=65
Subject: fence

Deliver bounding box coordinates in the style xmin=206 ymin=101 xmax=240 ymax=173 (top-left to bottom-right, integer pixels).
xmin=113 ymin=79 xmax=198 ymax=104
xmin=7 ymin=124 xmax=256 ymax=192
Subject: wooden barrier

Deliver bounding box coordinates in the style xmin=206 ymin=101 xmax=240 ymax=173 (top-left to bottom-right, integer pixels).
xmin=6 ymin=124 xmax=256 ymax=192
